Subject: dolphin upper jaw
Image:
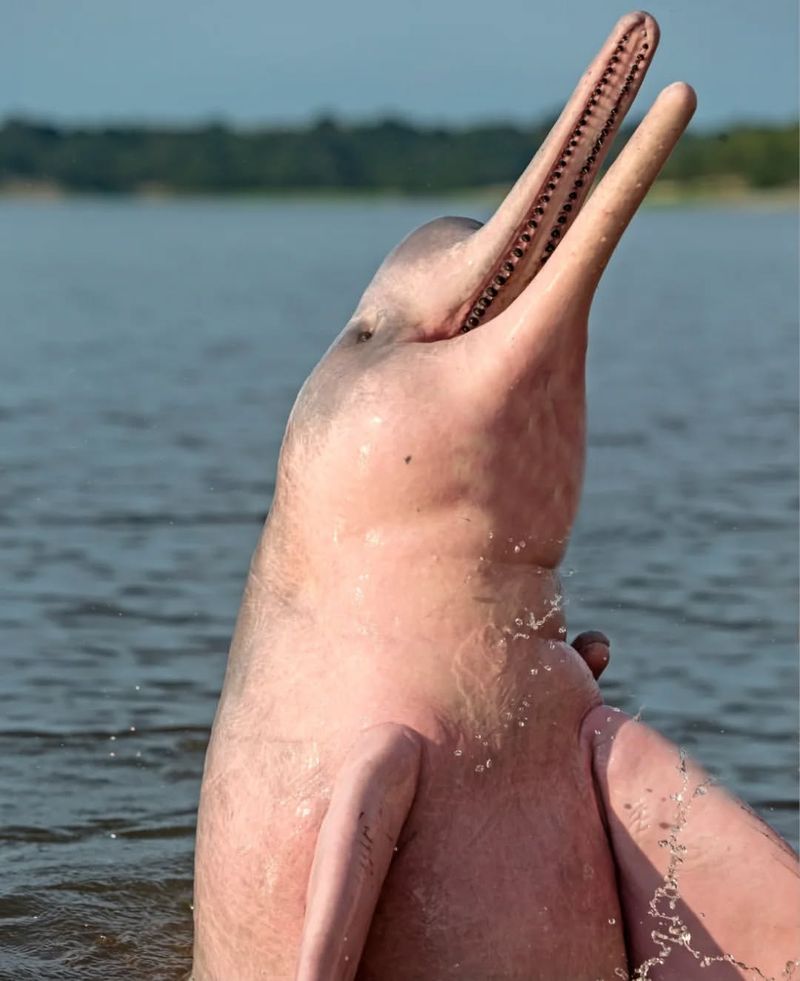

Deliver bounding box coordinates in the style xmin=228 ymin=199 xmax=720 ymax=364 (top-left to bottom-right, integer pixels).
xmin=361 ymin=12 xmax=659 ymax=348
xmin=347 ymin=14 xmax=660 ymax=350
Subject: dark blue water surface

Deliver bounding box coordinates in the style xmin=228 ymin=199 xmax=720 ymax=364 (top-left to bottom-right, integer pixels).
xmin=0 ymin=198 xmax=797 ymax=979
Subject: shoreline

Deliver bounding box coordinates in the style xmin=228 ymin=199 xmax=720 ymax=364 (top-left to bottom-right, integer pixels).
xmin=1 ymin=178 xmax=797 ymax=209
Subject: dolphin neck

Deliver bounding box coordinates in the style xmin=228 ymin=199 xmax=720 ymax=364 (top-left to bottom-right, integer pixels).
xmin=252 ymin=519 xmax=568 ymax=647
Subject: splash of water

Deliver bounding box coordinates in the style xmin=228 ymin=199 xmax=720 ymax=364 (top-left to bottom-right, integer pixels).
xmin=629 ymin=745 xmax=799 ymax=981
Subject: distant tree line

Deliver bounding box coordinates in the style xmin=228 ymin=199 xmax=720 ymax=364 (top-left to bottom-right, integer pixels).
xmin=0 ymin=115 xmax=796 ymax=194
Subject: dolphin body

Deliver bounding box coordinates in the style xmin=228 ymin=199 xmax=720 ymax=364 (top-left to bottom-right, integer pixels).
xmin=192 ymin=12 xmax=799 ymax=980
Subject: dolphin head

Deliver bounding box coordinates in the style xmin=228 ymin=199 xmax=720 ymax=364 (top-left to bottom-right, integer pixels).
xmin=269 ymin=12 xmax=695 ymax=579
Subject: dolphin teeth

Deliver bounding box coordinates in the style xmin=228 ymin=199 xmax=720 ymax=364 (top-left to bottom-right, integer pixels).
xmin=459 ymin=20 xmax=654 ymax=334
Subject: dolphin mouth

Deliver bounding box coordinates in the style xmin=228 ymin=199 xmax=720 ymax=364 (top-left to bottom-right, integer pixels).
xmin=458 ymin=12 xmax=659 ymax=333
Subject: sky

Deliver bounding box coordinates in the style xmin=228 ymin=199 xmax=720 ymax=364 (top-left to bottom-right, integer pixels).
xmin=1 ymin=0 xmax=797 ymax=129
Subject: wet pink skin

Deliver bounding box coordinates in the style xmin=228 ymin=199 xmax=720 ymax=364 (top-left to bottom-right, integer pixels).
xmin=191 ymin=12 xmax=798 ymax=980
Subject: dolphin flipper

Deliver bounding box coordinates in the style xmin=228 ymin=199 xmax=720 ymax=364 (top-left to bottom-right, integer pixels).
xmin=584 ymin=706 xmax=800 ymax=978
xmin=295 ymin=723 xmax=422 ymax=981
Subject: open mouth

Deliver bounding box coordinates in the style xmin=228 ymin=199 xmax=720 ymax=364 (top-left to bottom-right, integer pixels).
xmin=459 ymin=12 xmax=659 ymax=334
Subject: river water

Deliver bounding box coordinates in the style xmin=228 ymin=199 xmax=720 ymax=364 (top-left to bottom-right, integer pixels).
xmin=0 ymin=197 xmax=797 ymax=979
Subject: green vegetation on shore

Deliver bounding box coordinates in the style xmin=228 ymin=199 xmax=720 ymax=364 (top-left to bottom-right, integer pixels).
xmin=0 ymin=115 xmax=796 ymax=196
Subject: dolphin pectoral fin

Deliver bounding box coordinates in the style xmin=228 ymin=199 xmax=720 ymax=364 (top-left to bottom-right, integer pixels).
xmin=584 ymin=706 xmax=800 ymax=978
xmin=295 ymin=723 xmax=422 ymax=981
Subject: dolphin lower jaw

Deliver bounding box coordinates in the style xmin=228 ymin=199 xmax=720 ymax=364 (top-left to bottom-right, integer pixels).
xmin=458 ymin=12 xmax=657 ymax=335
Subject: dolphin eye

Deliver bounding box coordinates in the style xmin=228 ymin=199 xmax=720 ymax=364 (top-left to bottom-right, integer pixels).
xmin=356 ymin=330 xmax=373 ymax=343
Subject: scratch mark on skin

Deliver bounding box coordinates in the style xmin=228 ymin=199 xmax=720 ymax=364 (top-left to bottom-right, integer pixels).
xmin=359 ymin=824 xmax=375 ymax=877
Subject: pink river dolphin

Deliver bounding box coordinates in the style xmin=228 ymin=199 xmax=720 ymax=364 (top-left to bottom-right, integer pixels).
xmin=191 ymin=11 xmax=799 ymax=979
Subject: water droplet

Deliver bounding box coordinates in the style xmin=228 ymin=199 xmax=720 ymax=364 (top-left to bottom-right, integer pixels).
xmin=475 ymin=764 xmax=485 ymax=773
xmin=485 ymin=758 xmax=493 ymax=768
xmin=608 ymin=917 xmax=616 ymax=925
xmin=530 ymin=667 xmax=538 ymax=676
xmin=453 ymin=749 xmax=463 ymax=757
xmin=109 ymin=833 xmax=117 ymax=839
xmin=544 ymin=664 xmax=552 ymax=672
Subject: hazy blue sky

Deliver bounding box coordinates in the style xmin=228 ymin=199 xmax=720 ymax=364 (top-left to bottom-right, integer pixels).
xmin=1 ymin=0 xmax=797 ymax=128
